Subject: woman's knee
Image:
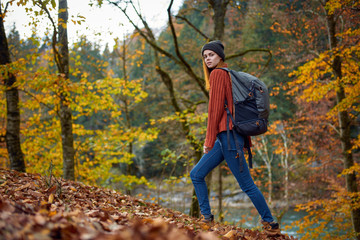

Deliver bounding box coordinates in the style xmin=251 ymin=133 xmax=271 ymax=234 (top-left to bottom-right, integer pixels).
xmin=190 ymin=168 xmax=197 ymax=181
xmin=190 ymin=168 xmax=202 ymax=182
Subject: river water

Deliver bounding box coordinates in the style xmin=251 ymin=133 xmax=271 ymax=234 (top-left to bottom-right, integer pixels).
xmin=171 ymin=204 xmax=305 ymax=239
xmin=152 ymin=189 xmax=307 ymax=239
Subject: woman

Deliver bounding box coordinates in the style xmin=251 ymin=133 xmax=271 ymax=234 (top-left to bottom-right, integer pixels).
xmin=190 ymin=40 xmax=280 ymax=236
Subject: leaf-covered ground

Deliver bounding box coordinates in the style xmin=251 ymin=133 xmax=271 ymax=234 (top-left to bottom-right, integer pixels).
xmin=0 ymin=169 xmax=296 ymax=240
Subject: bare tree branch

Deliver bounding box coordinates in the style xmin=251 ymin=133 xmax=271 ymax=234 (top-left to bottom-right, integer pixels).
xmin=167 ymin=0 xmax=208 ymax=98
xmin=180 ymin=97 xmax=206 ymax=111
xmin=108 ymin=0 xmax=209 ymax=99
xmin=20 ymin=89 xmax=60 ymax=118
xmin=36 ymin=0 xmax=62 ymax=72
xmin=175 ymin=15 xmax=210 ymax=40
xmin=207 ymin=0 xmax=215 ymax=5
xmin=128 ymin=0 xmax=154 ymax=40
xmin=3 ymin=0 xmax=15 ymax=15
xmin=108 ymin=0 xmax=181 ymax=65
xmin=227 ymin=48 xmax=272 ymax=76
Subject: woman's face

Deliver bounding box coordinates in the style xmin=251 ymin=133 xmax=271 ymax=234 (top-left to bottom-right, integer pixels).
xmin=203 ymin=50 xmax=222 ymax=69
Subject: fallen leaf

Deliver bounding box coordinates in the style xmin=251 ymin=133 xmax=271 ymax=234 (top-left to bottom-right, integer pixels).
xmin=47 ymin=185 xmax=57 ymax=194
xmin=223 ymin=229 xmax=238 ymax=239
xmin=14 ymin=182 xmax=31 ymax=191
xmin=48 ymin=193 xmax=54 ymax=203
xmin=34 ymin=214 xmax=46 ymax=225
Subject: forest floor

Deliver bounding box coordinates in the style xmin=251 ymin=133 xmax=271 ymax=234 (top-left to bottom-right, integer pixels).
xmin=0 ymin=169 xmax=296 ymax=240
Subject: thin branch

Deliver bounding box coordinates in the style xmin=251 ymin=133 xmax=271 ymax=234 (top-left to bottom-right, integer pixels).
xmin=108 ymin=0 xmax=208 ymax=99
xmin=125 ymin=0 xmax=193 ymax=108
xmin=36 ymin=0 xmax=61 ymax=71
xmin=167 ymin=0 xmax=184 ymax=66
xmin=119 ymin=0 xmax=182 ymax=114
xmin=180 ymin=97 xmax=206 ymax=106
xmin=37 ymin=0 xmax=57 ymax=31
xmin=207 ymin=0 xmax=215 ymax=5
xmin=175 ymin=15 xmax=210 ymax=40
xmin=227 ymin=48 xmax=272 ymax=76
xmin=308 ymin=49 xmax=320 ymax=57
xmin=128 ymin=0 xmax=154 ymax=40
xmin=167 ymin=0 xmax=208 ymax=98
xmin=327 ymin=122 xmax=340 ymax=136
xmin=20 ymin=89 xmax=60 ymax=118
xmin=180 ymin=98 xmax=206 ymax=112
xmin=108 ymin=0 xmax=181 ymax=65
xmin=3 ymin=0 xmax=15 ymax=15
xmin=302 ymin=9 xmax=321 ymax=17
xmin=227 ymin=48 xmax=271 ymax=60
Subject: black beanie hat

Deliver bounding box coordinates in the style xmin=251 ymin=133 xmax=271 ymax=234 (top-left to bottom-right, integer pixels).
xmin=201 ymin=40 xmax=225 ymax=61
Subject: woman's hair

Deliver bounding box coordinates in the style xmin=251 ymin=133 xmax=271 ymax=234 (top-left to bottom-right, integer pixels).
xmin=203 ymin=59 xmax=226 ymax=90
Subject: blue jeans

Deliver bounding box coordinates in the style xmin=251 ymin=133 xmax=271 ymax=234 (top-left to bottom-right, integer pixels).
xmin=190 ymin=130 xmax=274 ymax=222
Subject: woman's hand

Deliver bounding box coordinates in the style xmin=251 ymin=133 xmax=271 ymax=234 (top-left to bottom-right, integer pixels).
xmin=203 ymin=145 xmax=212 ymax=154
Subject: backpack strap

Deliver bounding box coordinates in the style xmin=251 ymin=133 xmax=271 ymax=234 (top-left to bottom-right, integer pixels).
xmin=244 ymin=137 xmax=253 ymax=169
xmin=225 ymin=99 xmax=245 ymax=172
xmin=225 ymin=100 xmax=253 ymax=172
xmin=219 ymin=67 xmax=252 ymax=94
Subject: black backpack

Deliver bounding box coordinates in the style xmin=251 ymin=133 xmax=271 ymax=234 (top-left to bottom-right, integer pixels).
xmin=220 ymin=68 xmax=270 ymax=171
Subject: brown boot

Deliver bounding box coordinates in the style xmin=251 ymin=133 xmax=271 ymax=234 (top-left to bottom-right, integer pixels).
xmin=261 ymin=220 xmax=281 ymax=236
xmin=200 ymin=214 xmax=214 ymax=224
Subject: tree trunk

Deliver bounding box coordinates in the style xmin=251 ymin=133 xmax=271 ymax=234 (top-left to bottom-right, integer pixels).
xmin=122 ymin=39 xmax=132 ymax=196
xmin=189 ymin=150 xmax=202 ymax=218
xmin=284 ymin=160 xmax=289 ymax=207
xmin=0 ymin=8 xmax=25 ymax=172
xmin=280 ymin=129 xmax=290 ymax=207
xmin=189 ymin=188 xmax=200 ymax=217
xmin=325 ymin=8 xmax=360 ymax=238
xmin=218 ymin=165 xmax=223 ymax=222
xmin=268 ymin=164 xmax=272 ymax=204
xmin=335 ymin=70 xmax=360 ymax=239
xmin=260 ymin=136 xmax=273 ymax=204
xmin=208 ymin=0 xmax=230 ymax=40
xmin=58 ymin=0 xmax=75 ymax=180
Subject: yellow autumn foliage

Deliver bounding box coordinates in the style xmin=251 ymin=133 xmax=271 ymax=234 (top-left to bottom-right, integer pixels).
xmin=0 ymin=37 xmax=158 ymax=192
xmin=289 ymin=29 xmax=360 ymax=136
